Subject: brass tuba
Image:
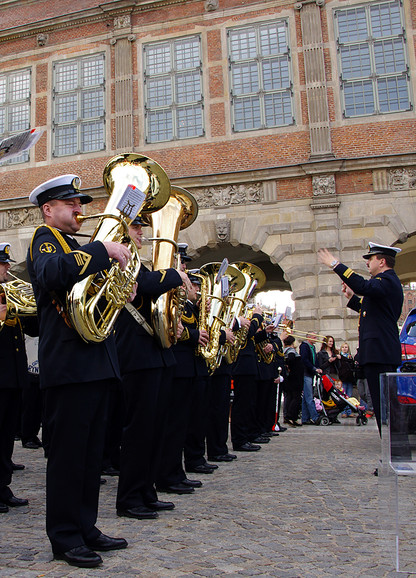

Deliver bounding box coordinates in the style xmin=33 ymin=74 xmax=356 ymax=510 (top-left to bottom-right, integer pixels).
xmin=195 ymin=262 xmax=245 ymax=370
xmin=0 ymin=272 xmax=37 ymax=331
xmin=224 ymin=262 xmax=266 ymax=364
xmin=143 ymin=185 xmax=198 ymax=348
xmin=67 ymin=153 xmax=171 ymax=343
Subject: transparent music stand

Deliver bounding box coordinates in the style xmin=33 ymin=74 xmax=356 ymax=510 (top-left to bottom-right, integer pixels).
xmin=380 ymin=373 xmax=416 ymax=574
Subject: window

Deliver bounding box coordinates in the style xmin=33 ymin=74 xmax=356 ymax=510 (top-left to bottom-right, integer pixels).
xmin=53 ymin=54 xmax=105 ymax=156
xmin=228 ymin=21 xmax=293 ymax=132
xmin=0 ymin=69 xmax=31 ymax=164
xmin=144 ymin=36 xmax=204 ymax=143
xmin=335 ymin=1 xmax=411 ymax=117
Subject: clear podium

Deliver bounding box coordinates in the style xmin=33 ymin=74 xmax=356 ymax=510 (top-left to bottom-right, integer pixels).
xmin=380 ymin=372 xmax=416 ymax=574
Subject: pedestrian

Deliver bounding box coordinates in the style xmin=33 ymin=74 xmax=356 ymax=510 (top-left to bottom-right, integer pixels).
xmin=299 ymin=331 xmax=322 ymax=425
xmin=318 ymin=242 xmax=403 ymax=433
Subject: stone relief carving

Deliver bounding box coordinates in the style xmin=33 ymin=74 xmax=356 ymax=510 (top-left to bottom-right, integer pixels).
xmin=205 ymin=0 xmax=219 ymax=11
xmin=114 ymin=15 xmax=131 ymax=29
xmin=6 ymin=208 xmax=42 ymax=229
xmin=192 ymin=183 xmax=262 ymax=209
xmin=312 ymin=174 xmax=336 ymax=196
xmin=216 ymin=219 xmax=230 ymax=243
xmin=37 ymin=33 xmax=48 ymax=47
xmin=388 ymin=168 xmax=416 ymax=190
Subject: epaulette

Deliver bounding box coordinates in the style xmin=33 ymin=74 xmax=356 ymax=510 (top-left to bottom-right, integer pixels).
xmin=29 ymin=225 xmax=72 ymax=261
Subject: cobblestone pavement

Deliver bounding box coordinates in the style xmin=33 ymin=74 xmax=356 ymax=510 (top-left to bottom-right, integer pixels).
xmin=0 ymin=418 xmax=412 ymax=577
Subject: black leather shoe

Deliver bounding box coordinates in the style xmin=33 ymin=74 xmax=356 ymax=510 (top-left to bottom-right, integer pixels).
xmin=234 ymin=442 xmax=261 ymax=451
xmin=205 ymin=462 xmax=218 ymax=469
xmin=186 ymin=464 xmax=215 ymax=474
xmin=54 ymin=546 xmax=102 ymax=568
xmin=181 ymin=478 xmax=202 ymax=488
xmin=100 ymin=478 xmax=107 ymax=485
xmin=22 ymin=441 xmax=41 ymax=449
xmin=0 ymin=503 xmax=9 ymax=513
xmin=86 ymin=533 xmax=128 ymax=551
xmin=4 ymin=496 xmax=28 ymax=507
xmin=208 ymin=454 xmax=233 ymax=462
xmin=117 ymin=506 xmax=158 ymax=519
xmin=251 ymin=436 xmax=269 ymax=444
xmin=226 ymin=453 xmax=237 ymax=459
xmin=11 ymin=462 xmax=25 ymax=471
xmin=157 ymin=483 xmax=195 ymax=494
xmin=146 ymin=500 xmax=175 ymax=511
xmin=101 ymin=466 xmax=120 ymax=476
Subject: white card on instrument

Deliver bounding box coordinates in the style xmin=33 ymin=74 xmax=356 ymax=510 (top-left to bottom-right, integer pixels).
xmin=221 ymin=276 xmax=229 ymax=298
xmin=116 ymin=185 xmax=146 ymax=220
xmin=0 ymin=128 xmax=43 ymax=162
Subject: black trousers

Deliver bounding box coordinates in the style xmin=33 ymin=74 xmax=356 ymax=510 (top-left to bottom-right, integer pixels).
xmin=184 ymin=375 xmax=209 ymax=468
xmin=0 ymin=389 xmax=20 ymax=501
xmin=21 ymin=373 xmax=42 ymax=444
xmin=156 ymin=376 xmax=194 ymax=487
xmin=206 ymin=373 xmax=231 ymax=458
xmin=43 ymin=380 xmax=111 ymax=554
xmin=363 ymin=363 xmax=398 ymax=434
xmin=116 ymin=367 xmax=163 ymax=510
xmin=231 ymin=374 xmax=258 ymax=448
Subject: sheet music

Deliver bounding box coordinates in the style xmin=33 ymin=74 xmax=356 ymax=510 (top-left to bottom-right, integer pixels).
xmin=0 ymin=128 xmax=43 ymax=162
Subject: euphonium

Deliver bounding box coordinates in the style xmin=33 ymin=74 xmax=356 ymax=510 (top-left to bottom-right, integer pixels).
xmin=0 ymin=272 xmax=37 ymax=331
xmin=67 ymin=153 xmax=171 ymax=343
xmin=256 ymin=319 xmax=275 ymax=364
xmin=196 ymin=262 xmax=245 ymax=369
xmin=143 ymin=185 xmax=198 ymax=348
xmin=224 ymin=262 xmax=266 ymax=364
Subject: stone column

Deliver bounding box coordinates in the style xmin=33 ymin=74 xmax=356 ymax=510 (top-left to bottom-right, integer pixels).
xmin=111 ymin=15 xmax=135 ymax=150
xmin=296 ymin=0 xmax=333 ymax=159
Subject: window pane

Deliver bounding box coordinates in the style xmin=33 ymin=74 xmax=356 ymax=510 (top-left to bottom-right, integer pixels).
xmin=81 ymin=57 xmax=104 ymax=87
xmin=374 ymin=39 xmax=406 ymax=74
xmin=233 ymin=96 xmax=261 ymax=130
xmin=147 ymin=78 xmax=172 ymax=107
xmin=81 ymin=89 xmax=104 ymax=119
xmin=55 ymin=125 xmax=77 ymax=156
xmin=229 ymin=29 xmax=257 ymax=61
xmin=9 ymin=72 xmax=30 ymax=101
xmin=340 ymin=44 xmax=371 ymax=79
xmin=146 ymin=44 xmax=171 ymax=75
xmin=56 ymin=62 xmax=78 ymax=91
xmin=176 ymin=71 xmax=200 ymax=103
xmin=344 ymin=80 xmax=375 ymax=116
xmin=56 ymin=94 xmax=77 ymax=123
xmin=371 ymin=2 xmax=402 ymax=37
xmin=177 ymin=105 xmax=203 ymax=138
xmin=175 ymin=39 xmax=200 ymax=70
xmin=9 ymin=103 xmax=29 ymax=131
xmin=337 ymin=7 xmax=368 ymax=43
xmin=377 ymin=76 xmax=410 ymax=111
xmin=0 ymin=78 xmax=6 ymax=104
xmin=263 ymin=57 xmax=289 ymax=90
xmin=0 ymin=108 xmax=5 ymax=133
xmin=232 ymin=62 xmax=259 ymax=95
xmin=81 ymin=121 xmax=104 ymax=152
xmin=264 ymin=92 xmax=292 ymax=125
xmin=259 ymin=23 xmax=287 ymax=56
xmin=147 ymin=110 xmax=173 ymax=142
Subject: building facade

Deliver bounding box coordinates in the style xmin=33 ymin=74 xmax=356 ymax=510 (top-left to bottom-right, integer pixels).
xmin=1 ymin=0 xmax=416 ymax=346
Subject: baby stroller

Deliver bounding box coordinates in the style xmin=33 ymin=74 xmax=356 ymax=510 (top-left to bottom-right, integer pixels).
xmin=313 ymin=374 xmax=368 ymax=426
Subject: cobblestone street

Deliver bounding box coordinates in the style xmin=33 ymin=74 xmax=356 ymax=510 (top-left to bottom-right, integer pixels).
xmin=0 ymin=419 xmax=409 ymax=577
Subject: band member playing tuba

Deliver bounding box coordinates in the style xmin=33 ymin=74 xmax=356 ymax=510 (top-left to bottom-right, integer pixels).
xmin=27 ymin=175 xmax=129 ymax=569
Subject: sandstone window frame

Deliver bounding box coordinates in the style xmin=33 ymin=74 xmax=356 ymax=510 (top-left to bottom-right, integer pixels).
xmin=0 ymin=68 xmax=31 ymax=165
xmin=143 ymin=35 xmax=204 ymax=144
xmin=334 ymin=0 xmax=412 ymax=118
xmin=52 ymin=53 xmax=106 ymax=157
xmin=227 ymin=19 xmax=294 ymax=133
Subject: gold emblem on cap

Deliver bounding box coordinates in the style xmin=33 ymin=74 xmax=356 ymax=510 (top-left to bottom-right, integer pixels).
xmin=39 ymin=242 xmax=57 ymax=254
xmin=72 ymin=177 xmax=81 ymax=192
xmin=5 ymin=245 xmax=10 ymax=255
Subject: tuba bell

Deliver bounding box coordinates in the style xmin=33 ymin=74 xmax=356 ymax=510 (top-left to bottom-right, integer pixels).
xmin=67 ymin=153 xmax=171 ymax=343
xmin=0 ymin=272 xmax=37 ymax=331
xmin=143 ymin=185 xmax=198 ymax=348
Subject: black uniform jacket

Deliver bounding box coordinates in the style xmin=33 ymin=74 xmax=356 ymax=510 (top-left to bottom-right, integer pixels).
xmin=27 ymin=225 xmax=120 ymax=389
xmin=232 ymin=313 xmax=263 ymax=376
xmin=0 ymin=318 xmax=37 ymax=389
xmin=334 ymin=263 xmax=403 ymax=366
xmin=115 ymin=264 xmax=182 ymax=373
xmin=172 ymin=300 xmax=208 ymax=378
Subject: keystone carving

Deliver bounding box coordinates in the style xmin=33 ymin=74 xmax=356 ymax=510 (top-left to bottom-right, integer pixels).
xmin=388 ymin=168 xmax=416 ymax=190
xmin=216 ymin=219 xmax=230 ymax=243
xmin=312 ymin=174 xmax=336 ymax=196
xmin=205 ymin=0 xmax=219 ymax=11
xmin=37 ymin=33 xmax=48 ymax=47
xmin=114 ymin=15 xmax=131 ymax=29
xmin=192 ymin=183 xmax=262 ymax=209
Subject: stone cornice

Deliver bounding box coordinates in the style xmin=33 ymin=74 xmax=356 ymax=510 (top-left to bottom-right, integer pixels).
xmin=0 ymin=0 xmax=191 ymax=43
